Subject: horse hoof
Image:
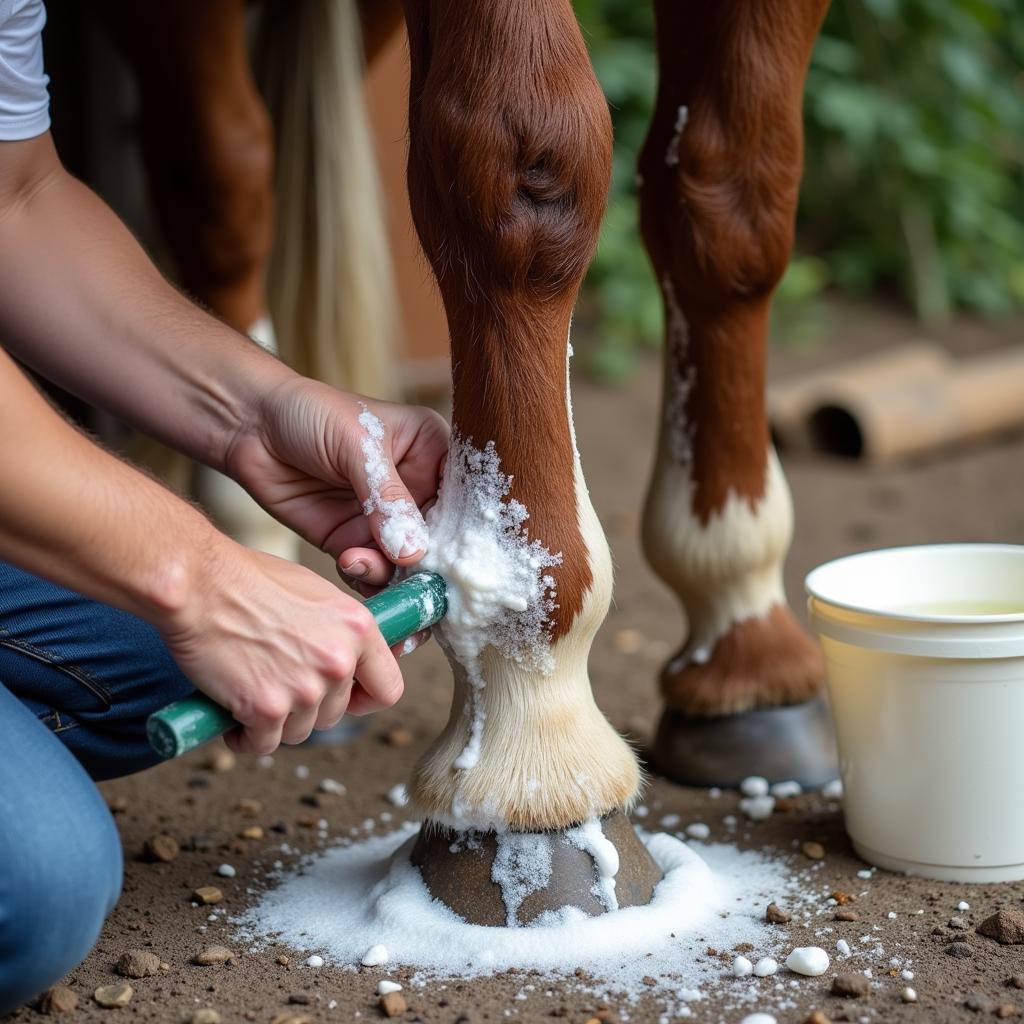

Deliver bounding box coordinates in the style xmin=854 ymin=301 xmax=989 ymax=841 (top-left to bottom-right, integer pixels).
xmin=410 ymin=810 xmax=662 ymax=926
xmin=649 ymin=695 xmax=838 ymax=789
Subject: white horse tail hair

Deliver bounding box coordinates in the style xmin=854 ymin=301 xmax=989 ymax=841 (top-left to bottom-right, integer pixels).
xmin=253 ymin=0 xmax=398 ymax=400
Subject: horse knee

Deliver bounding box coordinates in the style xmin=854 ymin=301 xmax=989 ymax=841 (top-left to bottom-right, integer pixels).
xmin=639 ymin=103 xmax=801 ymax=307
xmin=408 ymin=25 xmax=612 ymax=305
xmin=0 ymin=789 xmax=121 ymax=1013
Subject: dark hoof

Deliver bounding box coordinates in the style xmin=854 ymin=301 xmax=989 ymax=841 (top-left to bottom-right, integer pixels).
xmin=410 ymin=810 xmax=662 ymax=926
xmin=649 ymin=695 xmax=838 ymax=789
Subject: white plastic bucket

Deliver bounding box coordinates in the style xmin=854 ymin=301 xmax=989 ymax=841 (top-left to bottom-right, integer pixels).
xmin=806 ymin=543 xmax=1024 ymax=882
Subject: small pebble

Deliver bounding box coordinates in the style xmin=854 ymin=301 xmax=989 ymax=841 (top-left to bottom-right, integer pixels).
xmin=831 ymin=973 xmax=869 ymax=998
xmin=38 ymin=987 xmax=77 ymax=1014
xmin=1011 ymin=976 xmax=1024 ymax=990
xmin=887 ymin=911 xmax=897 ymax=920
xmin=93 ymin=984 xmax=133 ymax=1008
xmin=192 ymin=887 xmax=223 ymax=905
xmin=237 ymin=799 xmax=262 ymax=816
xmin=966 ymin=994 xmax=993 ymax=1013
xmin=822 ymin=779 xmax=844 ymax=800
xmin=785 ymin=947 xmax=830 ymax=977
xmin=379 ymin=992 xmax=407 ymax=1018
xmin=685 ymin=822 xmax=710 ymax=840
xmin=319 ymin=778 xmax=346 ymax=795
xmin=856 ymin=869 xmax=873 ymax=880
xmin=733 ymin=956 xmax=753 ymax=978
xmin=836 ymin=939 xmax=851 ymax=956
xmin=216 ymin=864 xmax=236 ymax=878
xmin=901 ymin=987 xmax=917 ymax=1003
xmin=193 ymin=946 xmax=234 ymax=966
xmin=143 ymin=834 xmax=179 ymax=863
xmin=192 ymin=1010 xmax=221 ymax=1024
xmin=383 ymin=726 xmax=413 ymax=748
xmin=386 ymin=784 xmax=409 ymax=808
xmin=238 ymin=826 xmax=264 ymax=840
xmin=258 ymin=755 xmax=274 ymax=768
xmin=362 ymin=944 xmax=389 ymax=967
xmin=294 ymin=764 xmax=311 ymax=779
xmin=802 ymin=841 xmax=826 ymax=861
xmin=204 ymin=749 xmax=236 ymax=773
xmin=946 ymin=941 xmax=974 ymax=958
xmin=270 ymin=1014 xmax=310 ymax=1024
xmin=996 ymin=1005 xmax=1020 ymax=1020
xmin=766 ymin=903 xmax=791 ymax=924
xmin=659 ymin=813 xmax=681 ymax=829
xmin=834 ymin=910 xmax=859 ymax=922
xmin=377 ymin=981 xmax=403 ymax=996
xmin=740 ymin=776 xmax=770 ymax=798
xmin=958 ymin=900 xmax=970 ymax=911
xmin=116 ymin=949 xmax=161 ymax=979
xmin=753 ymin=957 xmax=779 ymax=977
xmin=305 ymin=955 xmax=324 ymax=968
xmin=739 ymin=1015 xmax=776 ymax=1024
xmin=770 ymin=781 xmax=802 ymax=798
xmin=980 ymin=910 xmax=1024 ymax=945
xmin=901 ymin=969 xmax=914 ymax=980
xmin=740 ymin=796 xmax=775 ymax=821
xmin=948 ymin=916 xmax=968 ymax=929
xmin=803 ymin=1012 xmax=831 ymax=1024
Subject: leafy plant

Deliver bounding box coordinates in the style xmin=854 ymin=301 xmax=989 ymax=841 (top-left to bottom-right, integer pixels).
xmin=573 ymin=0 xmax=1024 ymax=382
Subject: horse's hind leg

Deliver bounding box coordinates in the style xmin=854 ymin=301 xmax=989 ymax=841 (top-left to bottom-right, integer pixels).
xmin=638 ymin=0 xmax=836 ymax=787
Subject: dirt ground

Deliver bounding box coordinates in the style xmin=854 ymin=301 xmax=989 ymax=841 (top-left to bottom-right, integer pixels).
xmin=8 ymin=303 xmax=1024 ymax=1024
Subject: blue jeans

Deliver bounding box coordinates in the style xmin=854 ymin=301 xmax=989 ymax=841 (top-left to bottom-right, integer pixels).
xmin=0 ymin=562 xmax=194 ymax=1014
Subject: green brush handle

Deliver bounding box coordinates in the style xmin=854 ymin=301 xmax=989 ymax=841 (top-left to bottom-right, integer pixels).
xmin=146 ymin=570 xmax=447 ymax=761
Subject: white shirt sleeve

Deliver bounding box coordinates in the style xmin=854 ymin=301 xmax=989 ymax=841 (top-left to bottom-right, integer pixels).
xmin=0 ymin=0 xmax=49 ymax=141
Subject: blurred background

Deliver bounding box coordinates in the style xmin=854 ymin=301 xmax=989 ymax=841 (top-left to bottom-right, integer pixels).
xmin=574 ymin=0 xmax=1024 ymax=382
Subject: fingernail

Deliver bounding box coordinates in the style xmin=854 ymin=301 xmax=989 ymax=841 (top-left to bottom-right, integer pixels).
xmin=341 ymin=559 xmax=369 ymax=578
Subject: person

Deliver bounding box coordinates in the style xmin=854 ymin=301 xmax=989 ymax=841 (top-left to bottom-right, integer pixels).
xmin=0 ymin=0 xmax=449 ymax=1013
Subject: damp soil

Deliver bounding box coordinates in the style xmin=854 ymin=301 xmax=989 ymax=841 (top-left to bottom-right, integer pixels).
xmin=8 ymin=303 xmax=1024 ymax=1024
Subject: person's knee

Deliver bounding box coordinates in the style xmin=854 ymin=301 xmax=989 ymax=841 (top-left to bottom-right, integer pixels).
xmin=0 ymin=791 xmax=122 ymax=1013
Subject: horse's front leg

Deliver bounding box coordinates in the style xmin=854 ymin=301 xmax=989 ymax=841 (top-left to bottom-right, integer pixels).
xmin=639 ymin=1 xmax=837 ymax=786
xmin=400 ymin=0 xmax=656 ymax=923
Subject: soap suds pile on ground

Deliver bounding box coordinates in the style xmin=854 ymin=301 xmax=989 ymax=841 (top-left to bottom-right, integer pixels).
xmin=237 ymin=820 xmax=821 ymax=1020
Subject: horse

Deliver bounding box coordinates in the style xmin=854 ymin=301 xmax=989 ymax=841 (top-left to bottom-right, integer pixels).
xmin=85 ymin=0 xmax=837 ymax=920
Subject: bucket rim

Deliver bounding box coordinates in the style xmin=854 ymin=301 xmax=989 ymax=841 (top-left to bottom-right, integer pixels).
xmin=805 ymin=542 xmax=1024 ymax=624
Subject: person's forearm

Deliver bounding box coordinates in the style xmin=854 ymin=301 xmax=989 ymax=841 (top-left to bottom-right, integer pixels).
xmin=0 ymin=134 xmax=295 ymax=472
xmin=0 ymin=348 xmax=224 ymax=627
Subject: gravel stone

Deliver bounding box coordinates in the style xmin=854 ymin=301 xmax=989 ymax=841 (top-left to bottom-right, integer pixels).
xmin=830 ymin=973 xmax=869 ymax=998
xmin=38 ymin=987 xmax=77 ymax=1014
xmin=142 ymin=834 xmax=179 ymax=863
xmin=93 ymin=983 xmax=133 ymax=1008
xmin=979 ymin=910 xmax=1024 ymax=945
xmin=380 ymin=992 xmax=407 ymax=1018
xmin=193 ymin=946 xmax=234 ymax=966
xmin=117 ymin=949 xmax=162 ymax=978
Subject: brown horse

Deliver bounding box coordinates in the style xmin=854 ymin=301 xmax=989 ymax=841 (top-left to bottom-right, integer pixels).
xmin=87 ymin=0 xmax=837 ymax=917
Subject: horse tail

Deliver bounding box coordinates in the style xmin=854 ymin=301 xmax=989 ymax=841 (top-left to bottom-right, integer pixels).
xmin=253 ymin=0 xmax=398 ymax=399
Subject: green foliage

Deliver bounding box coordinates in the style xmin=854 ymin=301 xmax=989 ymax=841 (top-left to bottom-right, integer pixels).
xmin=573 ymin=0 xmax=1024 ymax=382
xmin=803 ymin=0 xmax=1024 ymax=321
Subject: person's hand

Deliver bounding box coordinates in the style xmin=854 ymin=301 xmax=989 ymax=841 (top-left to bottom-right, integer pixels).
xmin=161 ymin=539 xmax=405 ymax=754
xmin=225 ymin=376 xmax=449 ymax=592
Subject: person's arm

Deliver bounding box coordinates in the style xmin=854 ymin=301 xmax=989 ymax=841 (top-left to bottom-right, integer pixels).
xmin=0 ymin=132 xmax=285 ymax=473
xmin=0 ymin=131 xmax=446 ymax=583
xmin=0 ymin=347 xmax=404 ymax=752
